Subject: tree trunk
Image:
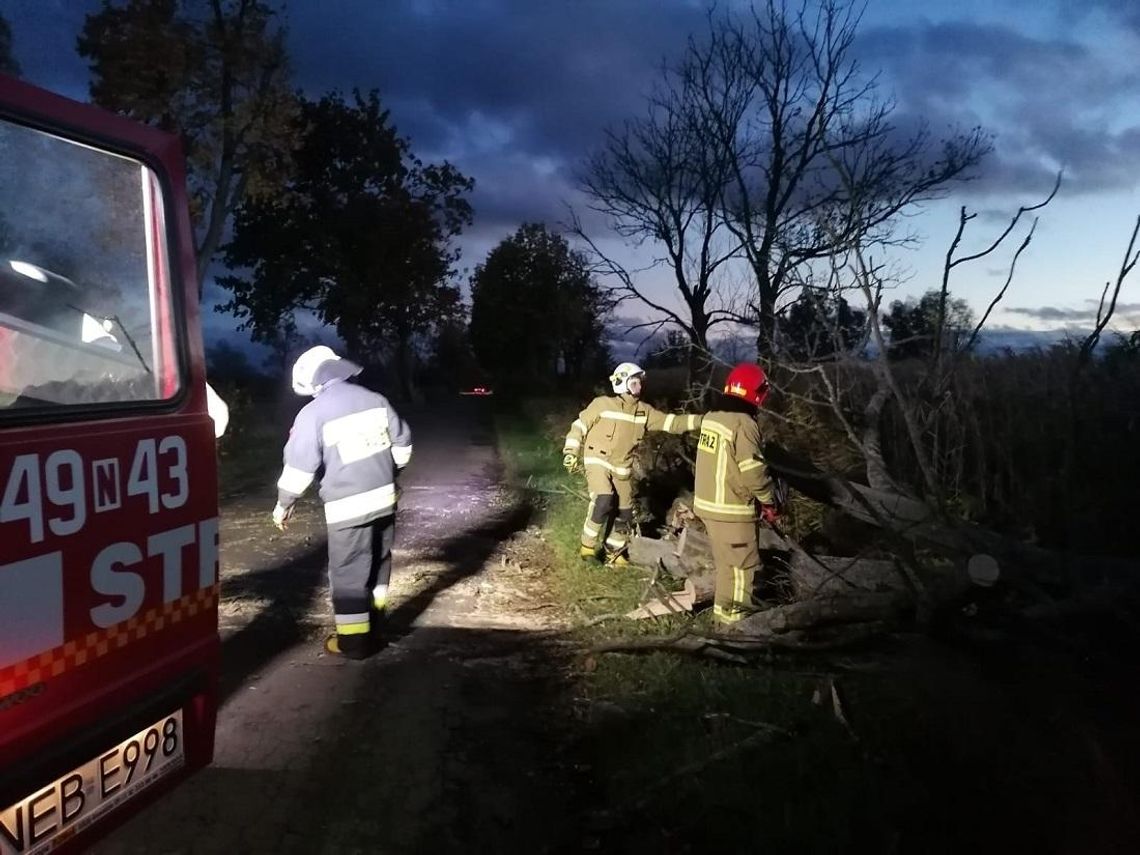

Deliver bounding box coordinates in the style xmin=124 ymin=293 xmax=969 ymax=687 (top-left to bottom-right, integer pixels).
xmin=686 ymin=315 xmax=714 ymax=403
xmin=755 ymin=264 xmax=778 ymax=355
xmin=395 ymin=331 xmax=415 ymax=402
xmin=733 ymin=592 xmax=915 ymax=636
xmin=861 ymin=386 xmax=896 ymax=491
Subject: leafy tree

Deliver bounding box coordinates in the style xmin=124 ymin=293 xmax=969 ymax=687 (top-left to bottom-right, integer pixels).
xmin=882 ymin=290 xmax=974 ymax=361
xmin=0 ymin=12 xmax=21 ymax=77
xmin=77 ymin=0 xmax=299 ymax=292
xmin=469 ymin=223 xmax=611 ymax=393
xmin=218 ymin=90 xmax=474 ymax=400
xmin=426 ymin=319 xmax=483 ymax=389
xmin=777 ymin=289 xmax=867 ymax=360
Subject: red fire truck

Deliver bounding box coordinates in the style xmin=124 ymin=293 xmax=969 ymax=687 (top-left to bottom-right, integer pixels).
xmin=0 ymin=75 xmax=220 ymax=853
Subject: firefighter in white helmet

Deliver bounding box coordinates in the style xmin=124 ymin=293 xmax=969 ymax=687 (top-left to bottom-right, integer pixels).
xmin=562 ymin=362 xmax=701 ymax=565
xmin=271 ymin=345 xmax=413 ymax=658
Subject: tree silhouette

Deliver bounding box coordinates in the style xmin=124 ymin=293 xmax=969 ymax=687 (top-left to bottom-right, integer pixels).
xmin=218 ymin=90 xmax=473 ymax=400
xmin=78 ymin=0 xmax=300 ymax=294
xmin=469 ymin=223 xmax=611 ymax=393
xmin=425 ymin=319 xmax=483 ymax=390
xmin=644 ymin=329 xmax=691 ymax=369
xmin=777 ymin=289 xmax=867 ymax=360
xmin=882 ymin=290 xmax=974 ymax=361
xmin=576 ymin=76 xmax=741 ymax=386
xmin=670 ymin=0 xmax=989 ymax=349
xmin=0 ymin=12 xmax=21 ymax=77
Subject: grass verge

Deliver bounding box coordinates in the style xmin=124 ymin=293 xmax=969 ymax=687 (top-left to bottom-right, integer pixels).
xmin=493 ymin=398 xmax=1140 ymax=854
xmin=493 ymin=400 xmax=904 ymax=852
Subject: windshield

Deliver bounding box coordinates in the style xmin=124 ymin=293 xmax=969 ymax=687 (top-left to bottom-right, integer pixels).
xmin=0 ymin=119 xmax=181 ymax=411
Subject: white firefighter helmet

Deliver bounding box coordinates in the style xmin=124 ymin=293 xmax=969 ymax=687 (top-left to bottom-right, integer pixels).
xmin=291 ymin=345 xmax=361 ymax=396
xmin=609 ymin=362 xmax=645 ymax=395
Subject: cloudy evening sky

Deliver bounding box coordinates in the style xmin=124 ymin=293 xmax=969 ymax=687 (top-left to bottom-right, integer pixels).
xmin=5 ymin=0 xmax=1140 ymax=346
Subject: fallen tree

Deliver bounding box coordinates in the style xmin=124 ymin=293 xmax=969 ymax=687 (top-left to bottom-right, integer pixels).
xmin=592 ymin=186 xmax=1140 ymax=660
xmin=764 ymin=443 xmax=1140 ymax=592
xmin=614 ymin=448 xmax=1139 ymax=650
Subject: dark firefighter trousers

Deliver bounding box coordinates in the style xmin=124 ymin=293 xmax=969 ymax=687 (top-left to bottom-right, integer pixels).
xmin=327 ymin=514 xmax=395 ymax=658
xmin=581 ymin=464 xmax=634 ymax=559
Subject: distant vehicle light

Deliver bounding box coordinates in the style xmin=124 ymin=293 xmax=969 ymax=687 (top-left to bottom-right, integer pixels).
xmin=460 ymin=386 xmax=494 ymax=396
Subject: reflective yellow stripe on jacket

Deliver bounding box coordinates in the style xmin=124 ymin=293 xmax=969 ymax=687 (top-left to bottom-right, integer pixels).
xmin=693 ymin=412 xmax=774 ymax=522
xmin=583 ymin=456 xmax=632 ymax=478
xmin=563 ymin=394 xmax=700 ymax=472
xmin=563 ymin=418 xmax=590 ymax=454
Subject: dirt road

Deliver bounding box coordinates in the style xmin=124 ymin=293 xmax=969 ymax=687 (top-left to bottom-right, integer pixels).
xmin=94 ymin=399 xmax=578 ymax=854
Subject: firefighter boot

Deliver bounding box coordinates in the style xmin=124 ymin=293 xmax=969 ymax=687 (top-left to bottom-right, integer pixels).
xmin=325 ymin=631 xmax=370 ymax=660
xmin=580 ymin=545 xmax=601 ymax=561
xmin=604 ymin=509 xmax=633 ymax=566
xmin=605 ymin=550 xmax=630 ymax=567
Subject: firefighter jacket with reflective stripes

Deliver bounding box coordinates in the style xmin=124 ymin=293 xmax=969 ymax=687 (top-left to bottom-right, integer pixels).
xmin=693 ymin=411 xmax=775 ymax=521
xmin=563 ymin=394 xmax=699 ymax=479
xmin=276 ymin=381 xmax=413 ymax=528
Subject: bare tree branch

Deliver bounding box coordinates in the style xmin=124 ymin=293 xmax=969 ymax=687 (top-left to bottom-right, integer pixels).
xmin=1079 ymin=214 xmax=1140 ymax=367
xmin=933 ymin=172 xmax=1061 ymax=364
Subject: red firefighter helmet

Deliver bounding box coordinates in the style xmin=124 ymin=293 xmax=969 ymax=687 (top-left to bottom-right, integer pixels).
xmin=723 ymin=362 xmax=770 ymax=407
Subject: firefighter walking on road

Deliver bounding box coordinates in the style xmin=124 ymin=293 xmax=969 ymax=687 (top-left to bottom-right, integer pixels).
xmin=694 ymin=362 xmax=780 ymax=624
xmin=271 ymin=346 xmax=413 ymax=659
xmin=563 ymin=362 xmax=701 ymax=565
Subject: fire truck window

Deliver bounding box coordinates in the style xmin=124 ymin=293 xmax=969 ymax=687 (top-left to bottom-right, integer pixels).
xmin=0 ymin=119 xmax=181 ymax=411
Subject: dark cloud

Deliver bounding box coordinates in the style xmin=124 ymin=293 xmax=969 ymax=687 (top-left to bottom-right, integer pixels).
xmin=9 ymin=0 xmax=706 ymax=167
xmin=460 ymin=152 xmax=578 ymax=238
xmin=1056 ymin=0 xmax=1140 ymax=34
xmin=286 ymin=0 xmax=707 ymax=162
xmin=12 ymin=1 xmax=1140 ymax=210
xmin=859 ymin=17 xmax=1140 ymax=198
xmin=860 ymin=20 xmax=1087 ymax=108
xmin=12 ymin=0 xmax=1140 ymax=344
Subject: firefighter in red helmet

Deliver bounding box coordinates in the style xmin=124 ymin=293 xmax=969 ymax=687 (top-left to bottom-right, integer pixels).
xmin=693 ymin=362 xmax=779 ymax=623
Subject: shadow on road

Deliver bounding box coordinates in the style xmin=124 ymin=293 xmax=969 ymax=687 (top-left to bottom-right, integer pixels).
xmin=201 ymin=479 xmax=571 ymax=853
xmin=216 ymin=488 xmax=535 ymax=706
xmin=383 ymin=497 xmax=534 ymax=639
xmin=217 ymin=541 xmax=328 ymax=704
xmin=288 ymin=622 xmax=580 ymax=855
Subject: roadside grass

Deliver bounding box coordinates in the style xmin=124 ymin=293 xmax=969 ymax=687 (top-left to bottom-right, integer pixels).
xmin=493 ymin=399 xmax=912 ymax=851
xmin=494 ymin=399 xmax=646 ymax=611
xmin=494 ymin=398 xmax=1140 ymax=853
xmin=214 ymin=391 xmax=303 ymax=502
xmin=216 ymin=419 xmax=282 ymax=499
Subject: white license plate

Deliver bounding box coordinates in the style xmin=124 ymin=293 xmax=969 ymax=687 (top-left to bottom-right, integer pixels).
xmin=0 ymin=710 xmax=184 ymax=855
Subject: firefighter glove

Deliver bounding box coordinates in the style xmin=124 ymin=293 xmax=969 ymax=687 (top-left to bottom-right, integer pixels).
xmin=760 ymin=503 xmax=780 ymax=524
xmin=563 ymin=453 xmax=580 ymax=474
xmin=272 ymin=502 xmax=295 ymax=530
